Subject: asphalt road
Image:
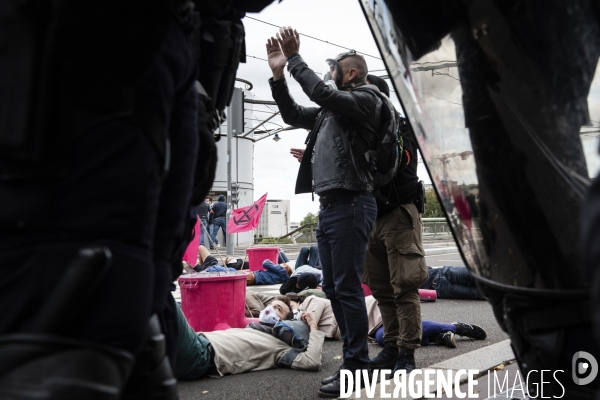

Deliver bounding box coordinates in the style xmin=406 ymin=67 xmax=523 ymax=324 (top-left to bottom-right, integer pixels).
xmin=176 ymin=248 xmax=507 ymax=400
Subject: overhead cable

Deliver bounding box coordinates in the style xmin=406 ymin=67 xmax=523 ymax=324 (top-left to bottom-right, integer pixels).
xmin=245 ymin=16 xmax=382 ymax=60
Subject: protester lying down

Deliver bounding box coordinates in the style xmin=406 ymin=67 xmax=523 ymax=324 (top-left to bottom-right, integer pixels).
xmin=174 ymin=296 xmax=325 ymax=380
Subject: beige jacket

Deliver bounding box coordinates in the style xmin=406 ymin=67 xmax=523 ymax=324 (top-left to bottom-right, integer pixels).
xmin=299 ymin=296 xmax=341 ymax=340
xmin=365 ymin=295 xmax=383 ymax=336
xmin=201 ymin=328 xmax=325 ymax=376
xmin=298 ymin=295 xmax=382 ymax=340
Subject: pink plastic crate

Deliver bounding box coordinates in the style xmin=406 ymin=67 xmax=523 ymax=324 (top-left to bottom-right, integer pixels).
xmin=245 ymin=247 xmax=279 ymax=271
xmin=178 ymin=272 xmax=248 ymax=332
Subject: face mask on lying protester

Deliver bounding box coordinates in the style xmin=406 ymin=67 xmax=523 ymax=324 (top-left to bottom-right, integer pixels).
xmin=258 ymin=305 xmax=280 ymax=325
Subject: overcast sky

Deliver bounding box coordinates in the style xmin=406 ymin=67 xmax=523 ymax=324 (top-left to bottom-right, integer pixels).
xmin=232 ymin=0 xmax=425 ymax=222
xmin=230 ymin=0 xmax=600 ymax=222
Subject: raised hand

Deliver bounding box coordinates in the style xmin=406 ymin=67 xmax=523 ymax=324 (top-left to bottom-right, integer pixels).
xmin=266 ymin=38 xmax=286 ymax=73
xmin=301 ymin=310 xmax=318 ymax=330
xmin=276 ymin=26 xmax=300 ymax=58
xmin=290 ymin=148 xmax=305 ymax=163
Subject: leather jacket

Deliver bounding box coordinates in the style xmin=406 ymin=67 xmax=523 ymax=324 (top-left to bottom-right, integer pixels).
xmin=269 ymin=55 xmax=382 ymax=195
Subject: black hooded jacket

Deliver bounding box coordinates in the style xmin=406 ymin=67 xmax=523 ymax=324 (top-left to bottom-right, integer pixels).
xmin=269 ymin=55 xmax=382 ymax=195
xmin=211 ymin=194 xmax=227 ymax=218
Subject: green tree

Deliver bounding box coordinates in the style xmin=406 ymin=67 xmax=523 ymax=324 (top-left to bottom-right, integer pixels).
xmin=300 ymin=212 xmax=319 ymax=232
xmin=423 ymin=188 xmax=445 ymax=218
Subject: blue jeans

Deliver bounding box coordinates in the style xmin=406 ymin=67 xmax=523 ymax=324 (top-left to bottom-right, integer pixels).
xmin=207 ymin=224 xmax=215 ymax=245
xmin=421 ymin=320 xmax=456 ymax=346
xmin=297 ymin=246 xmax=320 ymax=269
xmin=375 ymin=321 xmax=456 ymax=346
xmin=317 ymin=192 xmax=376 ymax=371
xmin=278 ymin=251 xmax=290 ymax=264
xmin=436 ymin=266 xmax=483 ymax=300
xmin=211 ymin=217 xmax=226 ymax=245
xmin=199 ymin=218 xmax=208 ymax=246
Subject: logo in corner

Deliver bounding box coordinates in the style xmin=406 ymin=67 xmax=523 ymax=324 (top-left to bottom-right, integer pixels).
xmin=572 ymin=351 xmax=598 ymax=385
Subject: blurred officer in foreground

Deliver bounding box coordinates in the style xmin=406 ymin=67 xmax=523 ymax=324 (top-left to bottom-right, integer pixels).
xmin=0 ymin=0 xmax=276 ymax=398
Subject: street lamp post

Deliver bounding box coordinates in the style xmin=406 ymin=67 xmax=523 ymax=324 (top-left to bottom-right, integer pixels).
xmin=226 ymin=89 xmax=244 ymax=256
xmin=226 ymin=104 xmax=233 ymax=256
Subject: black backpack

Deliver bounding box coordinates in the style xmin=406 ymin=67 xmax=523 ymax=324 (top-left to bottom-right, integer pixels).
xmin=356 ymin=85 xmax=403 ymax=204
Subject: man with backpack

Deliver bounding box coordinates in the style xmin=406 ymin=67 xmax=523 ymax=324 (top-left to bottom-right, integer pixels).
xmin=362 ymin=75 xmax=428 ymax=375
xmin=266 ymin=27 xmax=383 ymax=397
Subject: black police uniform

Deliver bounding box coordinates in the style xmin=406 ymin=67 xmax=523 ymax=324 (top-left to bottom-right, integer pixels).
xmin=0 ymin=9 xmax=197 ymax=363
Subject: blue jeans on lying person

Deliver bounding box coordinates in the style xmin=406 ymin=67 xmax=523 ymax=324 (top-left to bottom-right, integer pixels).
xmin=296 ymin=246 xmax=321 ymax=269
xmin=279 ymin=251 xmax=290 ymax=264
xmin=374 ymin=320 xmax=456 ymax=346
xmin=434 ymin=266 xmax=484 ymax=300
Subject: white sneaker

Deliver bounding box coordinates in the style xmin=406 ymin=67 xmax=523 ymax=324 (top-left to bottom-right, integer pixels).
xmin=216 ymin=243 xmax=220 ymax=248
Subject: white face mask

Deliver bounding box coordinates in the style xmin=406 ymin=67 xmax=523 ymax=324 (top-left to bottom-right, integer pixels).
xmin=259 ymin=305 xmax=280 ymax=325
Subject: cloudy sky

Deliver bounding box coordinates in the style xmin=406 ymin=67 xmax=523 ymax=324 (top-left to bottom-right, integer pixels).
xmin=227 ymin=0 xmax=600 ymax=222
xmin=229 ymin=0 xmax=424 ymax=222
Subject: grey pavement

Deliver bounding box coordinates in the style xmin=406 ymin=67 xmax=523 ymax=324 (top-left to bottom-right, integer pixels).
xmin=441 ymin=362 xmax=527 ymax=400
xmin=175 ymin=244 xmax=510 ymax=400
xmin=176 ymin=298 xmax=509 ymax=400
xmin=349 ymin=340 xmax=515 ymax=400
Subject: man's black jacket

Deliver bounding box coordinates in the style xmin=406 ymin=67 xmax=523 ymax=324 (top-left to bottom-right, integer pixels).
xmin=269 ymin=55 xmax=382 ymax=195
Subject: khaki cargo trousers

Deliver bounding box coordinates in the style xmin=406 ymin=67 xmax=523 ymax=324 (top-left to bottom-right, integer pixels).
xmin=363 ymin=203 xmax=428 ymax=350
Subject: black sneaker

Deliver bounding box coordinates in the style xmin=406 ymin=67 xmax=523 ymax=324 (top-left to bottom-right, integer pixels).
xmin=432 ymin=331 xmax=457 ymax=348
xmin=453 ymin=322 xmax=487 ymax=340
xmin=393 ymin=352 xmax=416 ymax=374
xmin=321 ymin=366 xmax=342 ymax=385
xmin=369 ymin=343 xmax=399 ymax=370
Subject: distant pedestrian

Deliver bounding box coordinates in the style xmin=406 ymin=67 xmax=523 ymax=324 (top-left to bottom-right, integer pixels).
xmin=210 ymin=195 xmax=227 ymax=247
xmin=207 ymin=197 xmax=215 ymax=248
xmin=197 ymin=197 xmax=210 ymax=246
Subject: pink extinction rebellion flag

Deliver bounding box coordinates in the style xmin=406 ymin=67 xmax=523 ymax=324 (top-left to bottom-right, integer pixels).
xmin=182 ymin=217 xmax=200 ymax=265
xmin=227 ymin=193 xmax=268 ymax=234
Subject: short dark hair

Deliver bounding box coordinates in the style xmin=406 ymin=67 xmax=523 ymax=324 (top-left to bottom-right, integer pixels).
xmin=339 ymin=54 xmax=368 ymax=84
xmin=274 ymin=295 xmax=293 ymax=320
xmin=286 ymin=293 xmax=307 ymax=304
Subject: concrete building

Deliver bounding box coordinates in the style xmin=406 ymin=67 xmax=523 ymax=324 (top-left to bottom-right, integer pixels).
xmin=257 ymin=200 xmax=291 ymax=238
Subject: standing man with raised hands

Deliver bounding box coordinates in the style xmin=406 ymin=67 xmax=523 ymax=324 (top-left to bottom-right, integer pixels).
xmin=266 ymin=26 xmax=382 ymax=397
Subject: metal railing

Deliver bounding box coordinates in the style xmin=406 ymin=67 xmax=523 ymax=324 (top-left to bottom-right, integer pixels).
xmin=255 ymin=223 xmax=317 ymax=244
xmin=259 ymin=218 xmax=450 ymax=243
xmin=422 ymin=218 xmax=451 ymax=237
